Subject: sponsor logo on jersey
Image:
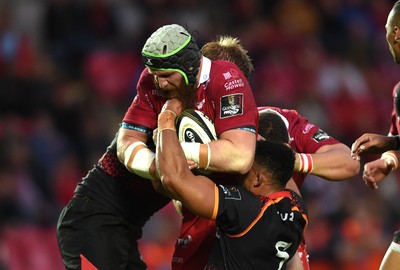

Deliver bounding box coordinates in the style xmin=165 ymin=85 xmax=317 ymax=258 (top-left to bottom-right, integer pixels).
xmin=177 ymin=235 xmax=192 ymax=248
xmin=196 ymin=98 xmax=206 ymax=110
xmin=222 ymin=69 xmax=239 ymax=80
xmin=219 ymin=185 xmax=242 ymax=200
xmin=302 ymin=123 xmax=314 ymax=134
xmin=220 ymin=94 xmax=243 ymax=118
xmin=312 ymin=129 xmax=331 ymax=142
xmin=224 ymin=79 xmax=245 ymax=91
xmin=223 ymin=69 xmax=245 ymax=91
xmin=172 ymin=257 xmax=184 ymax=264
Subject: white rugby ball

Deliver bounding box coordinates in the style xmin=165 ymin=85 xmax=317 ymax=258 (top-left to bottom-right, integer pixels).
xmin=175 ymin=109 xmax=217 ymax=143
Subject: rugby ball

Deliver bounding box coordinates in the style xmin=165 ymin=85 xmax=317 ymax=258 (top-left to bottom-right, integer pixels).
xmin=175 ymin=109 xmax=217 ymax=143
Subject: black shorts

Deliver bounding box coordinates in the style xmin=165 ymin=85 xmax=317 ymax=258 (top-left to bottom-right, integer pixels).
xmin=56 ymin=194 xmax=147 ymax=270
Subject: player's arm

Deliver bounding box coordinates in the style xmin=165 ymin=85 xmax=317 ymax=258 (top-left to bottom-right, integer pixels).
xmin=156 ymin=101 xmax=216 ymax=219
xmin=362 ymin=150 xmax=400 ymax=189
xmin=205 ymin=129 xmax=256 ymax=174
xmin=116 ymin=127 xmax=158 ymax=180
xmin=351 ymin=133 xmax=398 ymax=159
xmin=295 ymin=143 xmax=360 ymax=181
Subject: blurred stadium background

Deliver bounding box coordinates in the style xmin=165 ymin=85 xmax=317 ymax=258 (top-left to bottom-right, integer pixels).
xmin=1 ymin=0 xmax=400 ymax=269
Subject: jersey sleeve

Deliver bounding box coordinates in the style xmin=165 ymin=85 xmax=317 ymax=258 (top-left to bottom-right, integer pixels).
xmin=215 ymin=185 xmax=260 ymax=235
xmin=284 ymin=108 xmax=340 ymax=154
xmin=209 ymin=61 xmax=258 ymax=135
xmin=122 ymin=69 xmax=158 ymax=132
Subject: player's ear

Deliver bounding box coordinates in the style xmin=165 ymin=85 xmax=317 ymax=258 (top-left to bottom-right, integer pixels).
xmin=395 ymin=26 xmax=400 ymax=42
xmin=253 ymin=173 xmax=262 ymax=187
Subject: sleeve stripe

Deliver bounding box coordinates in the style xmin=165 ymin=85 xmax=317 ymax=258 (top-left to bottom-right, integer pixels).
xmin=211 ymin=185 xmax=219 ymax=220
xmin=227 ymin=197 xmax=284 ymax=238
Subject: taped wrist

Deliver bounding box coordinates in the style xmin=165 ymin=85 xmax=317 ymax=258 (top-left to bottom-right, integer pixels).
xmin=389 ymin=241 xmax=400 ymax=253
xmin=124 ymin=141 xmax=156 ymax=180
xmin=381 ymin=151 xmax=399 ymax=171
xmin=158 ymin=110 xmax=177 ymax=132
xmin=180 ymin=142 xmax=211 ymax=170
xmin=297 ymin=153 xmax=313 ymax=173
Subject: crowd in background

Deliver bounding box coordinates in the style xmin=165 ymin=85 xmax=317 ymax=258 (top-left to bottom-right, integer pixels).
xmin=1 ymin=0 xmax=400 ymax=269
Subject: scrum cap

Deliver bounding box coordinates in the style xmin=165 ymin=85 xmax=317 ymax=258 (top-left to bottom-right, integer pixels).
xmin=142 ymin=24 xmax=201 ymax=87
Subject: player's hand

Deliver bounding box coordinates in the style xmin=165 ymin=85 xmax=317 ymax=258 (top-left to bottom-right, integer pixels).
xmin=161 ymin=98 xmax=183 ymax=116
xmin=153 ymin=128 xmax=158 ymax=147
xmin=362 ymin=159 xmax=391 ymax=189
xmin=187 ymin=160 xmax=198 ymax=170
xmin=351 ymin=133 xmax=395 ymax=160
xmin=257 ymin=134 xmax=266 ymax=141
xmin=172 ymin=199 xmax=183 ymax=216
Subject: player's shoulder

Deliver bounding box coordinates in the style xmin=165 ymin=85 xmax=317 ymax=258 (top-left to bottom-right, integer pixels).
xmin=258 ymin=106 xmax=303 ymax=129
xmin=209 ymin=59 xmax=246 ymax=82
xmin=137 ymin=68 xmax=154 ymax=89
xmin=211 ymin=59 xmax=238 ymax=69
xmin=286 ymin=189 xmax=307 ymax=214
xmin=258 ymin=106 xmax=299 ymax=117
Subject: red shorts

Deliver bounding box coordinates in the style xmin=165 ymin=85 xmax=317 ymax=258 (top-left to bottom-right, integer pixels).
xmin=171 ymin=208 xmax=217 ymax=270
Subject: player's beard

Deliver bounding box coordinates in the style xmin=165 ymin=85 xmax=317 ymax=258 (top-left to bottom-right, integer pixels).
xmin=154 ymin=82 xmax=197 ymax=110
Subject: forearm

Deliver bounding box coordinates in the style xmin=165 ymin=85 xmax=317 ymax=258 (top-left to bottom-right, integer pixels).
xmin=156 ymin=102 xmax=219 ymax=218
xmin=205 ymin=129 xmax=256 ymax=174
xmin=157 ymin=111 xmax=189 ymax=198
xmin=206 ymin=141 xmax=252 ymax=173
xmin=295 ymin=144 xmax=360 ymax=181
xmin=116 ymin=128 xmax=158 ymax=180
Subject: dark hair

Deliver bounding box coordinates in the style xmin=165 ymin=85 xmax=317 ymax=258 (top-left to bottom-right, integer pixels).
xmin=201 ymin=36 xmax=254 ymax=79
xmin=258 ymin=110 xmax=289 ymax=144
xmin=254 ymin=141 xmax=295 ymax=188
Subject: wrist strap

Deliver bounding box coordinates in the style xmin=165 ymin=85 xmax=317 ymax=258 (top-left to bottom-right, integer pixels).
xmin=389 ymin=241 xmax=400 ymax=253
xmin=124 ymin=142 xmax=156 ymax=180
xmin=180 ymin=142 xmax=211 ymax=170
xmin=298 ymin=153 xmax=313 ymax=173
xmin=381 ymin=151 xmax=399 ymax=171
xmin=158 ymin=110 xmax=177 ymax=132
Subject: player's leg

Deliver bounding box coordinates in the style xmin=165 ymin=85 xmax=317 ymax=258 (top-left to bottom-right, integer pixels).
xmin=380 ymin=230 xmax=400 ymax=270
xmin=57 ymin=194 xmax=146 ymax=270
xmin=287 ymin=239 xmax=309 ymax=270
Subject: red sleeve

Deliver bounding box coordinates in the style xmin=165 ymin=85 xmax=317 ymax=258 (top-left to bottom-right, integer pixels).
xmin=287 ymin=109 xmax=339 ymax=153
xmin=262 ymin=106 xmax=340 ymax=154
xmin=208 ymin=61 xmax=258 ymax=135
xmin=122 ymin=68 xmax=163 ymax=130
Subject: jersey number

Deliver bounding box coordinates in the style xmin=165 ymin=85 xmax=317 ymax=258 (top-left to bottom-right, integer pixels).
xmin=275 ymin=240 xmax=292 ymax=270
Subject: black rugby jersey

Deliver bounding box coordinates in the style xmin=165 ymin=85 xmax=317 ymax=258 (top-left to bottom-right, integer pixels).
xmin=206 ymin=187 xmax=308 ymax=270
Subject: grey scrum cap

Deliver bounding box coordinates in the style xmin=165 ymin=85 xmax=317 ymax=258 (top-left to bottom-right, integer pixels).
xmin=142 ymin=24 xmax=201 ymax=86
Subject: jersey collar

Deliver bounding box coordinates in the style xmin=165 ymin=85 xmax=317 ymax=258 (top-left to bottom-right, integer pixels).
xmin=197 ymin=56 xmax=211 ymax=88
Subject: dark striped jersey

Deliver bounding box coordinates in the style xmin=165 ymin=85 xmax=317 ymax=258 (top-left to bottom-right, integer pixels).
xmin=205 ymin=186 xmax=308 ymax=270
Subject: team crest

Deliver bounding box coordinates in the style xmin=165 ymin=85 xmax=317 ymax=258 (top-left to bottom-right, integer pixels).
xmin=220 ymin=94 xmax=243 ymax=118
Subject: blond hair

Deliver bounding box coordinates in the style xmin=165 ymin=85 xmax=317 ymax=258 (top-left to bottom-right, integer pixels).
xmin=201 ymin=36 xmax=254 ymax=79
